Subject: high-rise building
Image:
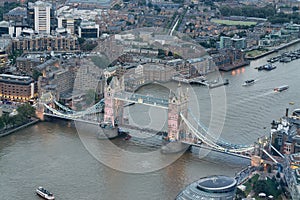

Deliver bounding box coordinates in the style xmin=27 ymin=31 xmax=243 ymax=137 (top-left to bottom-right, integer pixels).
xmin=33 ymin=1 xmax=52 ymax=34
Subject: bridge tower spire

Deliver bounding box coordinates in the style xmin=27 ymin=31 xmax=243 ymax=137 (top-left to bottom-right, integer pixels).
xmin=167 ymin=83 xmax=188 ymax=141
xmin=104 ymin=76 xmax=125 ymax=126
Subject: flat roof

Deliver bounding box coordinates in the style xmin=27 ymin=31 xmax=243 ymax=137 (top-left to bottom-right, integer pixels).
xmin=196 ymin=175 xmax=237 ymax=192
xmin=0 ymin=74 xmax=33 ymax=85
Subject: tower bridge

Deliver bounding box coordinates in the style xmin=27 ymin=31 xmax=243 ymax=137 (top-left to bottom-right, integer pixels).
xmin=36 ymin=76 xmax=263 ymax=159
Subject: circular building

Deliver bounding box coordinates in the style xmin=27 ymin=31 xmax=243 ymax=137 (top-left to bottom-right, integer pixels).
xmin=176 ymin=175 xmax=237 ymax=200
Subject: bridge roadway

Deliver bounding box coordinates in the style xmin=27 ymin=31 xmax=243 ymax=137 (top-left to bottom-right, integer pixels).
xmin=114 ymin=92 xmax=169 ymax=109
xmin=43 ymin=113 xmax=101 ymax=125
xmin=119 ymin=124 xmax=165 ymax=135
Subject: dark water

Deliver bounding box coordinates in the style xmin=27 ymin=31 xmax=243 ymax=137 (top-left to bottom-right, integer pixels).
xmin=1 ymin=43 xmax=300 ymax=200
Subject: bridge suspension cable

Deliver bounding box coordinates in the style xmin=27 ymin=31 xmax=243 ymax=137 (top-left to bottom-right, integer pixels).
xmin=181 ymin=113 xmax=254 ymax=153
xmin=187 ymin=109 xmax=252 ymax=149
xmin=52 ymin=100 xmax=104 ymax=116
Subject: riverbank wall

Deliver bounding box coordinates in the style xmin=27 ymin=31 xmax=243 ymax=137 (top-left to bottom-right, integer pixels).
xmin=246 ymin=39 xmax=300 ymax=60
xmin=0 ymin=118 xmax=39 ymax=138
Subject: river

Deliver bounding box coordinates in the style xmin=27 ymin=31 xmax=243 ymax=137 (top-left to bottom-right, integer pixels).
xmin=1 ymin=43 xmax=300 ymax=200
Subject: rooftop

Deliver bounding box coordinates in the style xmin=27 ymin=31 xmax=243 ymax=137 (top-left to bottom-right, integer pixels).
xmin=0 ymin=74 xmax=33 ymax=85
xmin=5 ymin=7 xmax=26 ymax=16
xmin=196 ymin=175 xmax=237 ymax=192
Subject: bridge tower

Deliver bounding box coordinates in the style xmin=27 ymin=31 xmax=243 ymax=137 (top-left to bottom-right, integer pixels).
xmin=104 ymin=76 xmax=125 ymax=126
xmin=167 ymin=83 xmax=188 ymax=141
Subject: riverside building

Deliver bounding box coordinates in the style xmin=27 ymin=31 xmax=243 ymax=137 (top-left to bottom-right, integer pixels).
xmin=176 ymin=175 xmax=237 ymax=200
xmin=0 ymin=74 xmax=35 ymax=102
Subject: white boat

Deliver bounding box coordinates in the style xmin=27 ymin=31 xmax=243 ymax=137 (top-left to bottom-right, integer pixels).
xmin=274 ymin=85 xmax=289 ymax=92
xmin=242 ymin=79 xmax=255 ymax=86
xmin=36 ymin=186 xmax=55 ymax=200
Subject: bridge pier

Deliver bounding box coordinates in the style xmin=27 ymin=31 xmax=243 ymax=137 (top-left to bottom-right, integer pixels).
xmin=161 ymin=141 xmax=190 ymax=154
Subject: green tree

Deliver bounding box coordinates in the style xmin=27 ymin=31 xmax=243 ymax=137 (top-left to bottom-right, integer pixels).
xmin=78 ymin=37 xmax=85 ymax=45
xmin=253 ymin=180 xmax=268 ymax=195
xmin=32 ymin=69 xmax=42 ymax=81
xmin=292 ymin=6 xmax=299 ymax=12
xmin=235 ymin=188 xmax=246 ymax=200
xmin=0 ymin=117 xmax=4 ymax=130
xmin=267 ymin=165 xmax=272 ymax=173
xmin=2 ymin=113 xmax=10 ymax=129
xmin=276 ymin=171 xmax=281 ymax=178
xmin=148 ymin=2 xmax=153 ymax=8
xmin=17 ymin=103 xmax=36 ymax=119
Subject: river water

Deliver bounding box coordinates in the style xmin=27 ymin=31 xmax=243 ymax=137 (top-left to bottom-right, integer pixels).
xmin=1 ymin=43 xmax=300 ymax=200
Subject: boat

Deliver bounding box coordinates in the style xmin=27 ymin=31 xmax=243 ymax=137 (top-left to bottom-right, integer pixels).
xmin=264 ymin=64 xmax=276 ymax=71
xmin=279 ymin=57 xmax=292 ymax=63
xmin=274 ymin=85 xmax=289 ymax=92
xmin=242 ymin=79 xmax=255 ymax=86
xmin=289 ymin=102 xmax=295 ymax=105
xmin=36 ymin=186 xmax=55 ymax=200
xmin=257 ymin=64 xmax=276 ymax=71
xmin=124 ymin=134 xmax=132 ymax=140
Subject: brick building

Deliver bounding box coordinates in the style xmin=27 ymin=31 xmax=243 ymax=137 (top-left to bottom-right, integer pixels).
xmin=12 ymin=34 xmax=78 ymax=52
xmin=0 ymin=74 xmax=35 ymax=102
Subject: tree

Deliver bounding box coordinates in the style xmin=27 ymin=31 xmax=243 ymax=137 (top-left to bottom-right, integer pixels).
xmin=154 ymin=5 xmax=161 ymax=13
xmin=0 ymin=117 xmax=4 ymax=130
xmin=17 ymin=103 xmax=35 ymax=118
xmin=253 ymin=180 xmax=268 ymax=195
xmin=2 ymin=113 xmax=10 ymax=129
xmin=32 ymin=69 xmax=42 ymax=81
xmin=235 ymin=188 xmax=246 ymax=200
xmin=267 ymin=165 xmax=272 ymax=173
xmin=78 ymin=38 xmax=85 ymax=45
xmin=276 ymin=171 xmax=281 ymax=179
xmin=292 ymin=6 xmax=299 ymax=12
xmin=147 ymin=2 xmax=153 ymax=8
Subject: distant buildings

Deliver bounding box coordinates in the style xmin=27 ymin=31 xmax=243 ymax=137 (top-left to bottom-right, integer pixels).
xmin=16 ymin=54 xmax=44 ymax=75
xmin=31 ymin=1 xmax=52 ymax=34
xmin=0 ymin=21 xmax=10 ymax=37
xmin=270 ymin=112 xmax=300 ymax=155
xmin=0 ymin=36 xmax=12 ymax=67
xmin=219 ymin=36 xmax=246 ymax=50
xmin=3 ymin=7 xmax=27 ymax=24
xmin=78 ymin=21 xmax=100 ymax=38
xmin=270 ymin=111 xmax=300 ymax=200
xmin=211 ymin=49 xmax=249 ymax=71
xmin=12 ymin=34 xmax=78 ymax=52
